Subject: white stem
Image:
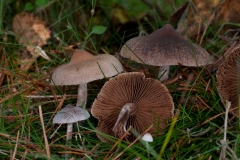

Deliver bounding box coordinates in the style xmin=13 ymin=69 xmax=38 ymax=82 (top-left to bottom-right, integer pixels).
xmin=112 ymin=103 xmax=136 ymax=137
xmin=66 ymin=123 xmax=73 ymax=141
xmin=65 ymin=123 xmax=73 ymax=160
xmin=76 ymin=83 xmax=87 ymax=108
xmin=158 ymin=65 xmax=170 ymax=82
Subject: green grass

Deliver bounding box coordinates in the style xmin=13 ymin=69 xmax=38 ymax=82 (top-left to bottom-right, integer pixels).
xmin=0 ymin=0 xmax=240 ymax=159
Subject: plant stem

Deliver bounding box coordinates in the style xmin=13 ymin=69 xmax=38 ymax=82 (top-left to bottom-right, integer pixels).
xmin=146 ymin=142 xmax=150 ymax=159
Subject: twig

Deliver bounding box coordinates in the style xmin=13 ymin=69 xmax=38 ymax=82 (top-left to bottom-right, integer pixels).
xmin=196 ymin=95 xmax=212 ymax=110
xmin=190 ymin=107 xmax=237 ymax=131
xmin=39 ymin=105 xmax=51 ymax=159
xmin=0 ymin=87 xmax=29 ymax=103
xmin=163 ymin=73 xmax=183 ymax=85
xmin=25 ymin=94 xmax=77 ymax=98
xmin=104 ymin=126 xmax=132 ymax=160
xmin=11 ymin=130 xmax=20 ymax=160
xmin=46 ymin=95 xmax=66 ymax=128
xmin=82 ymin=143 xmax=100 ymax=160
xmin=207 ymin=40 xmax=240 ymax=72
xmin=112 ymin=125 xmax=153 ymax=160
xmin=21 ymin=150 xmax=28 ymax=160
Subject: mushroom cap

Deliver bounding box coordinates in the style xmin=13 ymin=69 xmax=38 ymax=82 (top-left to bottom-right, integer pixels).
xmin=91 ymin=72 xmax=174 ymax=143
xmin=13 ymin=12 xmax=51 ymax=46
xmin=51 ymin=50 xmax=123 ymax=85
xmin=53 ymin=104 xmax=90 ymax=124
xmin=120 ymin=24 xmax=212 ymax=67
xmin=142 ymin=132 xmax=153 ymax=142
xmin=216 ymin=46 xmax=240 ymax=111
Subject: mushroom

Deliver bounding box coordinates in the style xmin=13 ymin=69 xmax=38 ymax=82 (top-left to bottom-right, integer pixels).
xmin=53 ymin=104 xmax=90 ymax=141
xmin=216 ymin=46 xmax=240 ymax=117
xmin=52 ymin=104 xmax=90 ymax=159
xmin=142 ymin=132 xmax=153 ymax=159
xmin=119 ymin=24 xmax=212 ymax=81
xmin=142 ymin=132 xmax=153 ymax=142
xmin=51 ymin=49 xmax=123 ymax=108
xmin=91 ymin=72 xmax=174 ymax=143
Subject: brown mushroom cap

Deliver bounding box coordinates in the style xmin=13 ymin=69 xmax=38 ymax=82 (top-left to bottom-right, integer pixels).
xmin=120 ymin=24 xmax=212 ymax=67
xmin=13 ymin=12 xmax=51 ymax=47
xmin=216 ymin=46 xmax=240 ymax=110
xmin=91 ymin=72 xmax=174 ymax=143
xmin=51 ymin=50 xmax=123 ymax=85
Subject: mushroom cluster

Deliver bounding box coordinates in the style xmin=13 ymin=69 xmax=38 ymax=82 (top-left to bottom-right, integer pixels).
xmin=91 ymin=72 xmax=174 ymax=142
xmin=119 ymin=24 xmax=212 ymax=81
xmin=51 ymin=49 xmax=123 ymax=144
xmin=51 ymin=24 xmax=213 ymax=145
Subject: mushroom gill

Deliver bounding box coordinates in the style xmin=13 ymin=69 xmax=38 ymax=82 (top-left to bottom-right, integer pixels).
xmin=91 ymin=72 xmax=174 ymax=143
xmin=217 ymin=47 xmax=240 ymax=115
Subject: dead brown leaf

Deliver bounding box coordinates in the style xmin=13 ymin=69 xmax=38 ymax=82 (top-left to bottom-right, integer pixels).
xmin=215 ymin=0 xmax=240 ymax=36
xmin=13 ymin=12 xmax=51 ymax=47
xmin=175 ymin=0 xmax=220 ymax=40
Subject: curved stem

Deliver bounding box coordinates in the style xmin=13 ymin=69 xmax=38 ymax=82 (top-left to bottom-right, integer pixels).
xmin=76 ymin=83 xmax=87 ymax=108
xmin=112 ymin=103 xmax=136 ymax=138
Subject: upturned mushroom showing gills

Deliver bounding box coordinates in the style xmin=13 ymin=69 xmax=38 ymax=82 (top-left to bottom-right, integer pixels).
xmin=216 ymin=46 xmax=240 ymax=117
xmin=51 ymin=49 xmax=123 ymax=108
xmin=91 ymin=72 xmax=174 ymax=143
xmin=119 ymin=24 xmax=212 ymax=81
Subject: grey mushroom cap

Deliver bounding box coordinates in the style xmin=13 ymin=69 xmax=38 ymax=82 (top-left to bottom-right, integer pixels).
xmin=120 ymin=24 xmax=212 ymax=67
xmin=53 ymin=104 xmax=90 ymax=124
xmin=51 ymin=49 xmax=123 ymax=85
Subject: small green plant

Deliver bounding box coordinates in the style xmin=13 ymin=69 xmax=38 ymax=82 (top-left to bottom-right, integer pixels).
xmin=82 ymin=25 xmax=107 ymax=49
xmin=24 ymin=0 xmax=49 ymax=11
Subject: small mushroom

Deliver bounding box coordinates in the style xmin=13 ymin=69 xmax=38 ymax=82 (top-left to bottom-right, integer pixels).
xmin=119 ymin=24 xmax=212 ymax=81
xmin=52 ymin=104 xmax=90 ymax=159
xmin=91 ymin=72 xmax=174 ymax=143
xmin=216 ymin=46 xmax=240 ymax=117
xmin=51 ymin=49 xmax=123 ymax=108
xmin=53 ymin=104 xmax=90 ymax=141
xmin=142 ymin=132 xmax=153 ymax=159
xmin=142 ymin=132 xmax=153 ymax=142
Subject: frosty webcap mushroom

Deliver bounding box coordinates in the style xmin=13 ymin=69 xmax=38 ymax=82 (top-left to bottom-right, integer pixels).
xmin=51 ymin=49 xmax=123 ymax=108
xmin=120 ymin=24 xmax=212 ymax=81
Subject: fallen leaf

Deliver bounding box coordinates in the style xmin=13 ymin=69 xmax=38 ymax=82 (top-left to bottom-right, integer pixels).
xmin=175 ymin=0 xmax=220 ymax=39
xmin=13 ymin=12 xmax=51 ymax=47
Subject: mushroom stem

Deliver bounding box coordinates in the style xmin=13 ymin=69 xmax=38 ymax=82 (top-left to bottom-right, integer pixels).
xmin=76 ymin=83 xmax=87 ymax=108
xmin=66 ymin=123 xmax=73 ymax=141
xmin=158 ymin=65 xmax=170 ymax=82
xmin=113 ymin=103 xmax=136 ymax=138
xmin=65 ymin=123 xmax=73 ymax=160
